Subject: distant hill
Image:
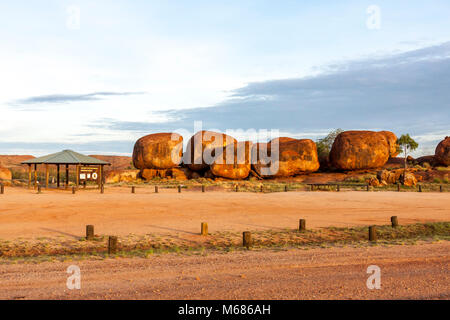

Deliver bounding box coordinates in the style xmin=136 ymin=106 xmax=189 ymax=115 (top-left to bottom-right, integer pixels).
xmin=0 ymin=155 xmax=35 ymax=172
xmin=89 ymin=155 xmax=134 ymax=172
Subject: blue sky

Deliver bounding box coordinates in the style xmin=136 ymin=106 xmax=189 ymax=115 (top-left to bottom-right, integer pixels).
xmin=0 ymin=1 xmax=449 ymax=156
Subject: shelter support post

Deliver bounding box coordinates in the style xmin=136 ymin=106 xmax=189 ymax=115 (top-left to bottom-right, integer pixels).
xmin=76 ymin=165 xmax=80 ymax=188
xmin=98 ymin=165 xmax=102 ymax=189
xmin=45 ymin=164 xmax=49 ymax=189
xmin=34 ymin=164 xmax=37 ymax=189
xmin=57 ymin=164 xmax=60 ymax=188
xmin=28 ymin=164 xmax=31 ymax=189
xmin=65 ymin=165 xmax=69 ymax=189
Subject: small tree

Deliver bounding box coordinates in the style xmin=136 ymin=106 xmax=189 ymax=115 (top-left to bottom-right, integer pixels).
xmin=316 ymin=128 xmax=343 ymax=160
xmin=397 ymin=134 xmax=419 ymax=183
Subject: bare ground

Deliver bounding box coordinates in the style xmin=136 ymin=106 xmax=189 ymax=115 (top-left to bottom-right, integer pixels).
xmin=0 ymin=187 xmax=448 ymax=300
xmin=0 ymin=242 xmax=448 ymax=300
xmin=0 ymin=187 xmax=449 ymax=241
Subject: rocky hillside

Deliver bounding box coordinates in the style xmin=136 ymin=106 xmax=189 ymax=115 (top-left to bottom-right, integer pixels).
xmin=0 ymin=155 xmax=35 ymax=172
xmin=89 ymin=155 xmax=134 ymax=172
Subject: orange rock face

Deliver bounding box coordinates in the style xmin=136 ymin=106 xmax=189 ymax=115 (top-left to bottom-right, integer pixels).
xmin=330 ymin=131 xmax=391 ymax=170
xmin=139 ymin=169 xmax=169 ymax=180
xmin=210 ymin=141 xmax=253 ymax=180
xmin=435 ymin=137 xmax=450 ymax=166
xmin=132 ymin=133 xmax=183 ymax=170
xmin=105 ymin=170 xmax=139 ymax=184
xmin=252 ymin=138 xmax=320 ymax=177
xmin=0 ymin=167 xmax=12 ymax=181
xmin=184 ymin=131 xmax=237 ymax=171
xmin=379 ymin=131 xmax=399 ymax=157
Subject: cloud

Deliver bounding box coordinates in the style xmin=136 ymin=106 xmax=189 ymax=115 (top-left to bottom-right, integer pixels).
xmin=90 ymin=42 xmax=450 ymax=156
xmin=11 ymin=91 xmax=146 ymax=106
xmin=97 ymin=42 xmax=450 ymax=133
xmin=0 ymin=140 xmax=134 ymax=157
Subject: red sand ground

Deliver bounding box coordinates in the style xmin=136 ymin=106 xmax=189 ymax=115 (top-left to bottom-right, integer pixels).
xmin=0 ymin=243 xmax=448 ymax=300
xmin=0 ymin=187 xmax=449 ymax=240
xmin=0 ymin=188 xmax=450 ymax=239
xmin=0 ymin=186 xmax=448 ymax=300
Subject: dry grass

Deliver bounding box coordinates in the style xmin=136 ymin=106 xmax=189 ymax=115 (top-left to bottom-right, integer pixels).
xmin=0 ymin=222 xmax=448 ymax=263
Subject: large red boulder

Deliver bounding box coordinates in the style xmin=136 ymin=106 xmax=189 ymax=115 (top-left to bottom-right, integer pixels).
xmin=184 ymin=131 xmax=237 ymax=171
xmin=379 ymin=131 xmax=399 ymax=157
xmin=132 ymin=133 xmax=183 ymax=170
xmin=252 ymin=138 xmax=320 ymax=177
xmin=330 ymin=131 xmax=391 ymax=170
xmin=435 ymin=137 xmax=450 ymax=166
xmin=210 ymin=141 xmax=252 ymax=180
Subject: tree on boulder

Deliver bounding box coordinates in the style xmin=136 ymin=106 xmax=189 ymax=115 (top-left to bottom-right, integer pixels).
xmin=316 ymin=129 xmax=343 ymax=168
xmin=316 ymin=129 xmax=343 ymax=159
xmin=397 ymin=134 xmax=418 ymax=184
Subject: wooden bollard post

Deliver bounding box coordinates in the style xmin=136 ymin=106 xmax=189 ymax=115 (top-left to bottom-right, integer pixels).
xmin=440 ymin=185 xmax=443 ymax=193
xmin=285 ymin=185 xmax=288 ymax=192
xmin=235 ymin=185 xmax=239 ymax=192
xmin=72 ymin=186 xmax=76 ymax=194
xmin=101 ymin=184 xmax=104 ymax=194
xmin=337 ymin=185 xmax=340 ymax=192
xmin=108 ymin=236 xmax=118 ymax=254
xmin=83 ymin=181 xmax=87 ymax=189
xmin=310 ymin=185 xmax=313 ymax=191
xmin=369 ymin=226 xmax=377 ymax=242
xmin=202 ymin=185 xmax=206 ymax=193
xmin=391 ymin=216 xmax=398 ymax=228
xmin=201 ymin=223 xmax=208 ymax=236
xmin=418 ymin=185 xmax=422 ymax=192
xmin=37 ymin=185 xmax=42 ymax=194
xmin=243 ymin=232 xmax=252 ymax=249
xmin=131 ymin=186 xmax=135 ymax=194
xmin=86 ymin=225 xmax=94 ymax=240
xmin=299 ymin=219 xmax=306 ymax=232
xmin=0 ymin=184 xmax=4 ymax=194
xmin=178 ymin=185 xmax=182 ymax=193
xmin=397 ymin=184 xmax=400 ymax=192
xmin=155 ymin=186 xmax=159 ymax=193
xmin=260 ymin=185 xmax=263 ymax=192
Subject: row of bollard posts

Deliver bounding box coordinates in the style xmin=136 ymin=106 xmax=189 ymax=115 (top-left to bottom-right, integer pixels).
xmin=87 ymin=215 xmax=406 ymax=255
xmin=85 ymin=225 xmax=118 ymax=254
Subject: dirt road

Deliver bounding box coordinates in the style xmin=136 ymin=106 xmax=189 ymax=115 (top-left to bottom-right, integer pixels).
xmin=0 ymin=187 xmax=449 ymax=240
xmin=0 ymin=243 xmax=448 ymax=300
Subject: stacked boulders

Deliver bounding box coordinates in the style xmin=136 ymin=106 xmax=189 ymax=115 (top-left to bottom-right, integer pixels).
xmin=435 ymin=137 xmax=450 ymax=166
xmin=375 ymin=169 xmax=419 ymax=186
xmin=252 ymin=138 xmax=320 ymax=177
xmin=106 ymin=170 xmax=140 ymax=184
xmin=184 ymin=131 xmax=237 ymax=172
xmin=210 ymin=141 xmax=253 ymax=180
xmin=133 ymin=129 xmax=440 ymax=182
xmin=132 ymin=133 xmax=184 ymax=180
xmin=330 ymin=130 xmax=398 ymax=170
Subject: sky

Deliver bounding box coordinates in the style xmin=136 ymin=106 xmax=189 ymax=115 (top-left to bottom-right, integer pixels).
xmin=0 ymin=0 xmax=449 ymax=156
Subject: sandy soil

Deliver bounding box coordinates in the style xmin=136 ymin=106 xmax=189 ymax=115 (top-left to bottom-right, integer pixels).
xmin=0 ymin=242 xmax=448 ymax=300
xmin=0 ymin=187 xmax=449 ymax=241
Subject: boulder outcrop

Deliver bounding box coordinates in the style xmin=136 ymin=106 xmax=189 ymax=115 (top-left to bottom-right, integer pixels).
xmin=435 ymin=137 xmax=450 ymax=166
xmin=379 ymin=131 xmax=399 ymax=157
xmin=105 ymin=170 xmax=139 ymax=184
xmin=252 ymin=138 xmax=320 ymax=177
xmin=132 ymin=133 xmax=183 ymax=170
xmin=210 ymin=141 xmax=253 ymax=180
xmin=184 ymin=131 xmax=237 ymax=171
xmin=330 ymin=131 xmax=391 ymax=170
